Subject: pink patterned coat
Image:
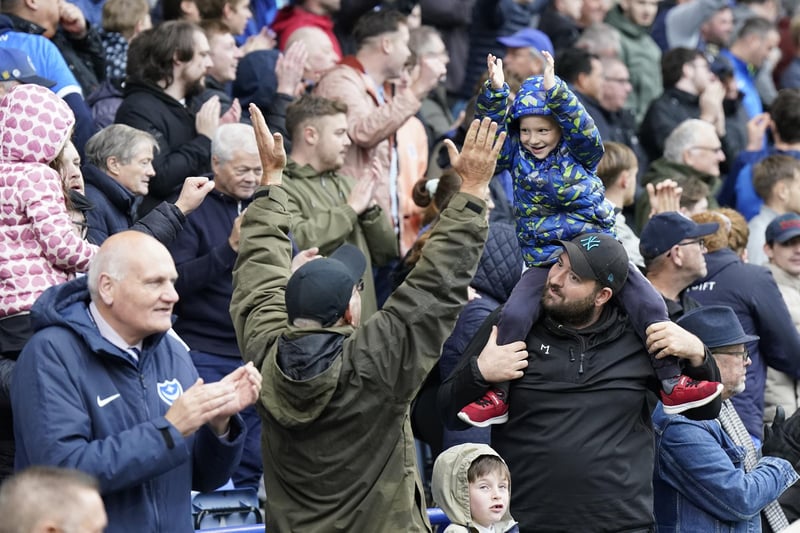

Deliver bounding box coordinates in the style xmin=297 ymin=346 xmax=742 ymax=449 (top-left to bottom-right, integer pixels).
xmin=0 ymin=84 xmax=97 ymax=317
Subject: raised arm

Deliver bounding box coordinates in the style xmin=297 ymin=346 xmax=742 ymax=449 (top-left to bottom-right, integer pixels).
xmin=544 ymin=51 xmax=604 ymax=171
xmin=229 ymin=105 xmax=292 ymax=371
xmin=350 ymin=119 xmax=506 ymax=399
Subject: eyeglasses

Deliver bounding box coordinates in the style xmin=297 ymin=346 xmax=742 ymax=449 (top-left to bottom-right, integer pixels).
xmin=677 ymin=238 xmax=706 ymax=249
xmin=356 ymin=279 xmax=365 ymax=292
xmin=604 ymin=77 xmax=631 ymax=84
xmin=689 ymin=146 xmax=724 ymax=155
xmin=715 ymin=349 xmax=750 ymax=363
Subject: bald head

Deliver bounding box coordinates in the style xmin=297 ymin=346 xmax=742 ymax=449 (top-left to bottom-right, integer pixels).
xmin=286 ymin=26 xmax=339 ymax=82
xmin=0 ymin=466 xmax=107 ymax=533
xmin=88 ymin=231 xmax=179 ymax=345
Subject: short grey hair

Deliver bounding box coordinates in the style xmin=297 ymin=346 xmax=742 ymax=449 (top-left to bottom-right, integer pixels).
xmin=211 ymin=123 xmax=258 ymax=163
xmin=575 ymin=23 xmax=622 ymax=58
xmin=663 ymin=119 xmax=716 ymax=163
xmin=0 ymin=466 xmax=100 ymax=533
xmin=84 ymin=124 xmax=159 ymax=171
xmin=87 ymin=245 xmax=128 ymax=300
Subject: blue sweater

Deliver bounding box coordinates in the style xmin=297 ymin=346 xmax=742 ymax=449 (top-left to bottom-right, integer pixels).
xmin=168 ymin=189 xmax=250 ymax=358
xmin=12 ymin=277 xmax=245 ymax=533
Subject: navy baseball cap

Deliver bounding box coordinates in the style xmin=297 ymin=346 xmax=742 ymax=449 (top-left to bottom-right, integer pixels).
xmin=285 ymin=244 xmax=366 ymax=327
xmin=497 ymin=28 xmax=554 ymax=57
xmin=0 ymin=48 xmax=55 ymax=88
xmin=555 ymin=233 xmax=629 ymax=293
xmin=639 ymin=212 xmax=719 ymax=260
xmin=677 ymin=305 xmax=759 ymax=349
xmin=765 ymin=213 xmax=800 ymax=244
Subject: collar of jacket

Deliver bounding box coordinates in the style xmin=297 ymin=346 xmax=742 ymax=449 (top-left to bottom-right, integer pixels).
xmin=83 ymin=163 xmax=138 ymax=214
xmin=543 ymin=303 xmax=627 ymax=344
xmin=284 ymin=159 xmax=338 ymax=180
xmin=338 ymin=55 xmax=389 ymax=106
xmin=207 ymin=187 xmax=253 ymax=208
xmin=664 ymin=86 xmax=700 ymax=106
xmin=123 ymin=79 xmax=189 ymax=108
xmin=4 ymin=13 xmax=45 ymax=35
xmin=204 ymin=75 xmax=226 ymax=93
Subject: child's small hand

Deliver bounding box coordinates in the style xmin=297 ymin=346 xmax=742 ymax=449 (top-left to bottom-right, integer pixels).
xmin=542 ymin=50 xmax=555 ymax=91
xmin=487 ymin=53 xmax=505 ymax=90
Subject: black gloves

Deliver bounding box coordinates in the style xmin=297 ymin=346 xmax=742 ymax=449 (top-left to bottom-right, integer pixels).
xmin=762 ymin=406 xmax=800 ymax=464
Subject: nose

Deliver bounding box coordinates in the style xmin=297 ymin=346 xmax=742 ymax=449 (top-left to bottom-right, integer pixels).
xmin=163 ymin=283 xmax=179 ymax=303
xmin=146 ymin=163 xmax=155 ymax=177
xmin=548 ymin=268 xmax=565 ymax=287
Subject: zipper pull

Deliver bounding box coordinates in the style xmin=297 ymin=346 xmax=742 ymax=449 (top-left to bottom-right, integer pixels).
xmin=579 ymin=353 xmax=585 ymax=375
xmin=569 ymin=347 xmax=575 ymax=362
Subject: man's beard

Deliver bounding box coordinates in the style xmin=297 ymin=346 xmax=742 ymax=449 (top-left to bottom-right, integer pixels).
xmin=185 ymin=77 xmax=206 ymax=99
xmin=541 ymin=284 xmax=600 ymax=328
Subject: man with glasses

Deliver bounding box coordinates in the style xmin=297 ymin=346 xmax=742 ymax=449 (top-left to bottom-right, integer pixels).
xmin=635 ymin=119 xmax=725 ymax=231
xmin=641 ymin=212 xmax=719 ymax=320
xmin=653 ymin=305 xmax=800 ymax=532
xmin=686 ymin=210 xmax=800 ymax=442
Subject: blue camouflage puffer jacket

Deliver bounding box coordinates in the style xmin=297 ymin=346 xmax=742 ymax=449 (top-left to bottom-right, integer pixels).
xmin=476 ymin=76 xmax=615 ymax=266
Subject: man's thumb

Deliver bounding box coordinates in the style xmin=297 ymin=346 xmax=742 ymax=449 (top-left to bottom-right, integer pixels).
xmin=443 ymin=139 xmax=459 ymax=167
xmin=488 ymin=325 xmax=498 ymax=345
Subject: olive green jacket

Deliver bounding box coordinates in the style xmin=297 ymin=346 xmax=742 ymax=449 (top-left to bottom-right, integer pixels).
xmin=230 ymin=185 xmax=488 ymax=532
xmin=282 ymin=159 xmax=398 ymax=319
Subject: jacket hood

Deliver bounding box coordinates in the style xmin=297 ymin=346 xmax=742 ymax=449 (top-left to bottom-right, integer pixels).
xmin=262 ymin=327 xmax=353 ymax=428
xmin=83 ymin=163 xmax=138 ymax=210
xmin=0 ymin=84 xmax=75 ymax=165
xmin=471 ymin=223 xmax=522 ymax=303
xmin=432 ymin=443 xmax=516 ymax=530
xmin=509 ymin=75 xmax=554 ymax=121
xmin=284 ymin=159 xmax=333 ymax=181
xmin=698 ymin=248 xmax=739 ymax=280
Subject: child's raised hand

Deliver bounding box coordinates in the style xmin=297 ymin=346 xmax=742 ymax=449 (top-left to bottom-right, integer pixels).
xmin=542 ymin=50 xmax=555 ymax=91
xmin=487 ymin=53 xmax=504 ymax=90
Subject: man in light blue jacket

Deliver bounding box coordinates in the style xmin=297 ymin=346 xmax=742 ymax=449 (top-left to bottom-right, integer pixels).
xmin=653 ymin=305 xmax=800 ymax=532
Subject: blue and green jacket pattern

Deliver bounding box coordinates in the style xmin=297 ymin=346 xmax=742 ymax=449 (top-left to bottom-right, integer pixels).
xmin=476 ymin=76 xmax=616 ymax=266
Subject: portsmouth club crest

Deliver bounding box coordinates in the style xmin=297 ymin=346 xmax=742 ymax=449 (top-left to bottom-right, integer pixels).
xmin=157 ymin=379 xmax=184 ymax=406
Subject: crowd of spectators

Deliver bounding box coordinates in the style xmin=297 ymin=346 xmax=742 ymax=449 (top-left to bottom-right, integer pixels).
xmin=6 ymin=0 xmax=800 ymax=531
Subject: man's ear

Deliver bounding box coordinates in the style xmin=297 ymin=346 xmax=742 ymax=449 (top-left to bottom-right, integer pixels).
xmin=97 ymin=273 xmax=116 ymax=306
xmin=342 ymin=306 xmax=353 ymax=326
xmin=764 ymin=242 xmax=775 ymax=261
xmin=303 ymin=125 xmax=319 ymax=146
xmin=595 ymin=286 xmax=613 ymax=307
xmin=380 ymin=34 xmax=392 ymax=55
xmin=106 ymin=156 xmax=120 ymax=176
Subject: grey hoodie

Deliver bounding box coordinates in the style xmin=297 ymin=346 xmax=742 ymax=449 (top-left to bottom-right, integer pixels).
xmin=432 ymin=443 xmax=518 ymax=533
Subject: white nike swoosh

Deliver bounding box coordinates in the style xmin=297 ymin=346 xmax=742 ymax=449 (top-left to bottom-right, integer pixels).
xmin=96 ymin=393 xmax=121 ymax=407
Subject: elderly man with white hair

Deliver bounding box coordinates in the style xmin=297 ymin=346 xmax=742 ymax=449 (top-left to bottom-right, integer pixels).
xmin=635 ymin=118 xmax=726 ymax=231
xmin=167 ymin=122 xmax=264 ymax=491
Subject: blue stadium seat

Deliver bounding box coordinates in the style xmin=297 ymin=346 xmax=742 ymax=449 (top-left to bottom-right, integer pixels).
xmin=194 ymin=508 xmax=451 ymax=532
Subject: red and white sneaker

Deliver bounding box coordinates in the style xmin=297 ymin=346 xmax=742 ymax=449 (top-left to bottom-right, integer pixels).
xmin=457 ymin=388 xmax=509 ymax=427
xmin=661 ymin=375 xmax=723 ymax=414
